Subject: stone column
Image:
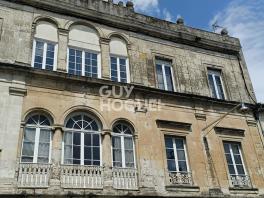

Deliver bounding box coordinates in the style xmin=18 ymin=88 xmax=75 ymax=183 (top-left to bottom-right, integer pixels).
xmin=100 ymin=38 xmax=110 ymax=80
xmin=102 ymin=129 xmax=113 ymax=189
xmin=50 ymin=125 xmax=63 ymax=189
xmin=57 ymin=28 xmax=69 ymax=72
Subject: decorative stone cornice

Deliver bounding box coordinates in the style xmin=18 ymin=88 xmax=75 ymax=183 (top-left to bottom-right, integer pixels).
xmin=215 ymin=127 xmax=245 ymax=137
xmin=9 ymin=87 xmax=27 ymax=97
xmin=6 ymin=0 xmax=241 ymax=55
xmin=247 ymin=119 xmax=257 ymax=127
xmin=157 ymin=120 xmax=192 ymax=132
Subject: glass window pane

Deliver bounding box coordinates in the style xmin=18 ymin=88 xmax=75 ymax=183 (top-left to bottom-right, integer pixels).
xmin=124 ymin=137 xmax=133 ymax=150
xmin=64 ymin=145 xmax=72 ymax=159
xmin=166 ymin=149 xmax=175 ymax=160
xmin=177 ymin=150 xmax=186 ymax=161
xmin=22 ymin=142 xmax=34 ymax=156
xmin=208 ymin=74 xmax=217 ymax=98
xmin=24 ymin=128 xmax=36 ymax=142
xmin=84 ymin=146 xmax=91 ymax=160
xmin=38 ymin=143 xmax=50 ymax=157
xmin=178 ymin=161 xmax=187 ymax=172
xmin=84 ymin=133 xmax=91 ymax=146
xmin=228 ymin=165 xmax=236 ymax=175
xmin=225 ymin=154 xmax=233 ymax=164
xmin=93 ymin=147 xmax=100 ymax=160
xmin=112 ymin=136 xmax=121 ymax=149
xmin=236 ymin=165 xmax=245 ymax=175
xmin=125 ymin=150 xmax=134 ymax=165
xmin=21 ymin=157 xmax=34 ymax=163
xmin=232 ymin=144 xmax=240 ymax=155
xmin=165 ymin=136 xmax=173 ymax=148
xmin=175 ymin=139 xmax=184 ymax=149
xmin=113 ymin=149 xmax=122 ymax=167
xmin=73 ymin=159 xmax=81 ymax=165
xmin=73 ymin=133 xmax=81 ymax=145
xmin=215 ymin=75 xmax=225 ymax=99
xmin=234 ymin=155 xmax=242 ymax=165
xmin=64 ymin=132 xmax=72 ymax=145
xmin=156 ymin=64 xmax=164 ymax=90
xmin=93 ymin=134 xmax=100 ymax=146
xmin=39 ymin=130 xmax=50 ymax=142
xmin=38 ymin=157 xmax=49 ymax=164
xmin=167 ymin=160 xmax=176 ymax=172
xmin=73 ymin=145 xmax=81 ymax=160
xmin=224 ymin=143 xmax=230 ymax=154
xmin=165 ymin=66 xmax=173 ymax=91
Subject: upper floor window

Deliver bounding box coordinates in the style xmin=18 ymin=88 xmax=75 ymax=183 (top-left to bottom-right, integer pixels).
xmin=68 ymin=25 xmax=101 ymax=78
xmin=110 ymin=37 xmax=130 ymax=83
xmin=32 ymin=21 xmax=58 ymax=71
xmin=165 ymin=136 xmax=189 ymax=172
xmin=21 ymin=114 xmax=52 ymax=164
xmin=224 ymin=142 xmax=246 ymax=177
xmin=112 ymin=122 xmax=135 ymax=168
xmin=63 ymin=113 xmax=101 ymax=166
xmin=208 ymin=69 xmax=225 ymax=100
xmin=156 ymin=60 xmax=175 ymax=91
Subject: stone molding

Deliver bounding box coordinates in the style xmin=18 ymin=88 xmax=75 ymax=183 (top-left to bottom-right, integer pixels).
xmin=9 ymin=87 xmax=27 ymax=97
xmin=157 ymin=119 xmax=192 ymax=132
xmin=247 ymin=119 xmax=257 ymax=127
xmin=195 ymin=113 xmax=206 ymax=121
xmin=214 ymin=127 xmax=245 ymax=137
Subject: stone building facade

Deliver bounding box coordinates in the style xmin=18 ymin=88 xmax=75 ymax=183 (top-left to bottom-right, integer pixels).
xmin=0 ymin=0 xmax=263 ymax=197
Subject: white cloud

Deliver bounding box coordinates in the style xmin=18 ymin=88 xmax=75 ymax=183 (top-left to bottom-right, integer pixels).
xmin=162 ymin=8 xmax=173 ymax=22
xmin=211 ymin=0 xmax=264 ymax=102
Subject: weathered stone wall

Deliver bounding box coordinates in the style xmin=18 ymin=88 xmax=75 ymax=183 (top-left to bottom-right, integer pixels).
xmin=0 ymin=0 xmax=256 ymax=103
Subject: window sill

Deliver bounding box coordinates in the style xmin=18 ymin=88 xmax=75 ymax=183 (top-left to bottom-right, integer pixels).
xmin=229 ymin=187 xmax=258 ymax=194
xmin=166 ymin=185 xmax=200 ymax=192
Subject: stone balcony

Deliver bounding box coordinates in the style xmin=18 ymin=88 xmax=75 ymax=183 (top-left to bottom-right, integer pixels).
xmin=168 ymin=171 xmax=193 ymax=186
xmin=17 ymin=163 xmax=138 ymax=190
xmin=229 ymin=174 xmax=252 ymax=188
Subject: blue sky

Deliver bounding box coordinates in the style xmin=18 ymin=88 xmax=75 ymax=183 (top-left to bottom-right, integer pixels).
xmin=115 ymin=0 xmax=264 ymax=102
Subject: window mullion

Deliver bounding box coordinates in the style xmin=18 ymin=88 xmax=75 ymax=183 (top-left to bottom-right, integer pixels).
xmin=81 ymin=132 xmax=84 ymax=165
xmin=162 ymin=65 xmax=168 ymax=91
xmin=117 ymin=57 xmax=121 ymax=82
xmin=42 ymin=42 xmax=47 ymax=70
xmin=238 ymin=145 xmax=247 ymax=175
xmin=121 ymin=136 xmax=126 ymax=168
xmin=212 ymin=74 xmax=220 ymax=99
xmin=34 ymin=128 xmax=40 ymax=163
xmin=183 ymin=140 xmax=189 ymax=172
xmin=173 ymin=138 xmax=178 ymax=172
xmin=82 ymin=51 xmax=85 ymax=76
xmin=229 ymin=144 xmax=238 ymax=175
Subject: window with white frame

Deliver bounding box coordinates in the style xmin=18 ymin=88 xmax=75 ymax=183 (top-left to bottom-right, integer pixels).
xmin=21 ymin=114 xmax=52 ymax=164
xmin=165 ymin=136 xmax=189 ymax=172
xmin=208 ymin=69 xmax=225 ymax=100
xmin=223 ymin=142 xmax=246 ymax=177
xmin=68 ymin=25 xmax=101 ymax=78
xmin=68 ymin=48 xmax=99 ymax=77
xmin=33 ymin=40 xmax=57 ymax=70
xmin=63 ymin=113 xmax=101 ymax=166
xmin=112 ymin=122 xmax=135 ymax=168
xmin=156 ymin=60 xmax=175 ymax=91
xmin=32 ymin=21 xmax=58 ymax=71
xmin=110 ymin=56 xmax=128 ymax=83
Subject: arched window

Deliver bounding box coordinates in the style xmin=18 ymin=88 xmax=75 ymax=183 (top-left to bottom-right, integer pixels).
xmin=109 ymin=37 xmax=130 ymax=83
xmin=63 ymin=113 xmax=101 ymax=166
xmin=112 ymin=121 xmax=135 ymax=168
xmin=32 ymin=21 xmax=58 ymax=71
xmin=68 ymin=25 xmax=101 ymax=78
xmin=21 ymin=114 xmax=52 ymax=164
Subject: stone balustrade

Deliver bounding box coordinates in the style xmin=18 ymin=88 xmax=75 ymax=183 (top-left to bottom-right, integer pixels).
xmin=60 ymin=165 xmax=104 ymax=189
xmin=168 ymin=171 xmax=193 ymax=185
xmin=230 ymin=174 xmax=251 ymax=188
xmin=17 ymin=163 xmax=51 ymax=188
xmin=112 ymin=167 xmax=138 ymax=190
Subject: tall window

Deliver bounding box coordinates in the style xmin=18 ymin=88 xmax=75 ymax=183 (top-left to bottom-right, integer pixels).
xmin=68 ymin=48 xmax=98 ymax=77
xmin=224 ymin=142 xmax=246 ymax=177
xmin=156 ymin=60 xmax=174 ymax=91
xmin=110 ymin=56 xmax=128 ymax=83
xmin=208 ymin=69 xmax=225 ymax=99
xmin=110 ymin=37 xmax=130 ymax=83
xmin=63 ymin=113 xmax=101 ymax=166
xmin=21 ymin=114 xmax=52 ymax=164
xmin=68 ymin=25 xmax=101 ymax=78
xmin=112 ymin=122 xmax=135 ymax=168
xmin=165 ymin=136 xmax=189 ymax=172
xmin=32 ymin=21 xmax=58 ymax=71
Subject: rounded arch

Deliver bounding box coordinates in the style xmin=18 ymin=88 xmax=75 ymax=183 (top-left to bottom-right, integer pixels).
xmin=65 ymin=21 xmax=104 ymax=38
xmin=110 ymin=118 xmax=137 ymax=135
xmin=33 ymin=17 xmax=59 ymax=42
xmin=107 ymin=32 xmax=130 ymax=45
xmin=33 ymin=16 xmax=60 ymax=29
xmin=60 ymin=106 xmax=108 ymax=130
xmin=23 ymin=108 xmax=55 ymax=126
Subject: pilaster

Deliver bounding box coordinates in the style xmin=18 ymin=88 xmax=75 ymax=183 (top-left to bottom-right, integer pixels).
xmin=57 ymin=28 xmax=69 ymax=72
xmin=100 ymin=38 xmax=110 ymax=80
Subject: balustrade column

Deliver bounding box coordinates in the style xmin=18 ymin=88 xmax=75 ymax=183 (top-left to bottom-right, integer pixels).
xmin=102 ymin=129 xmax=113 ymax=188
xmin=50 ymin=125 xmax=63 ymax=188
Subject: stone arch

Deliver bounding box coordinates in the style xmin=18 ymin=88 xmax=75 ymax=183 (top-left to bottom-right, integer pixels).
xmin=107 ymin=32 xmax=130 ymax=45
xmin=22 ymin=108 xmax=55 ymax=125
xmin=110 ymin=118 xmax=137 ymax=135
xmin=60 ymin=106 xmax=109 ymax=130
